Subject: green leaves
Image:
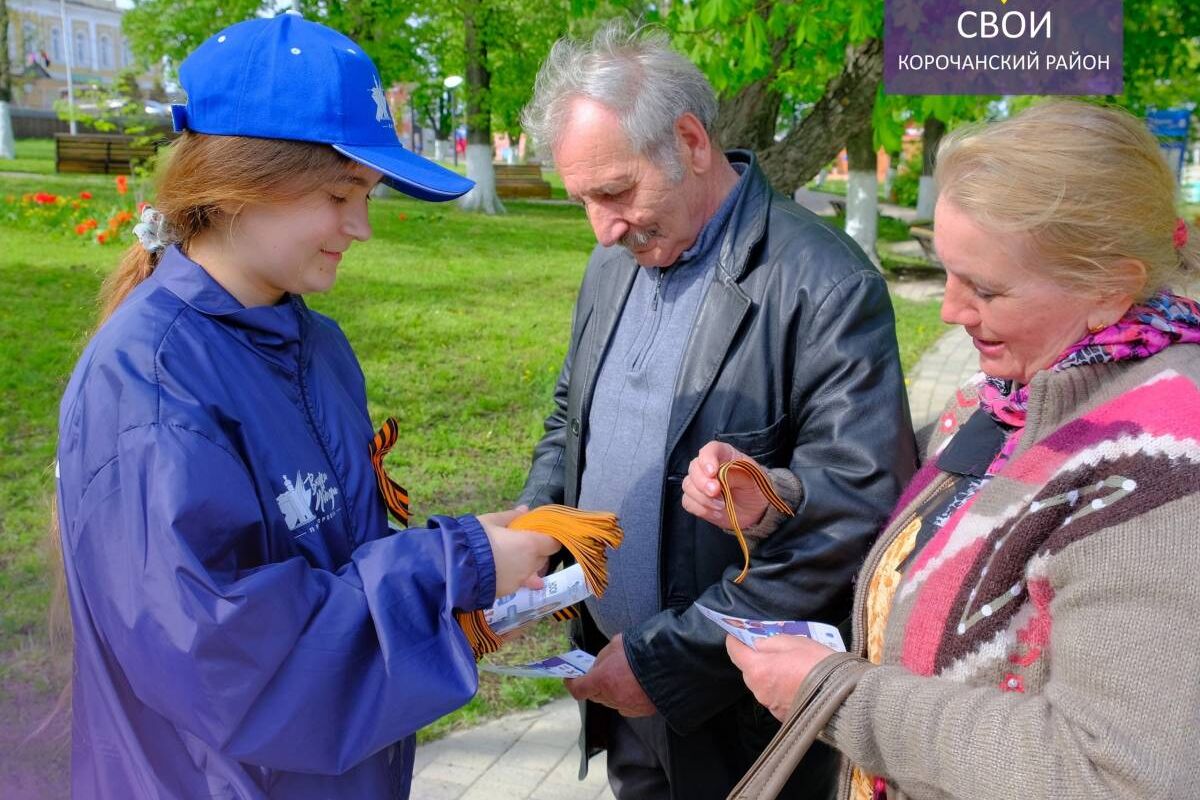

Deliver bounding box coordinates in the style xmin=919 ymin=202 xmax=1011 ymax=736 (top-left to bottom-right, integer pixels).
xmin=122 ymin=0 xmax=266 ymax=66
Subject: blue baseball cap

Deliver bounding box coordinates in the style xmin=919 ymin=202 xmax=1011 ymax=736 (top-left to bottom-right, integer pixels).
xmin=171 ymin=14 xmax=473 ymax=202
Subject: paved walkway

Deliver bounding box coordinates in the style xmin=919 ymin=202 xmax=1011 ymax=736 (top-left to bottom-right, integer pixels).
xmin=906 ymin=325 xmax=979 ymax=429
xmin=412 ymin=698 xmax=614 ymax=800
xmin=413 ymin=312 xmax=979 ymax=799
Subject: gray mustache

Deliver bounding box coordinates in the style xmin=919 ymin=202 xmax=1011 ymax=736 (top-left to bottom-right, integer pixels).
xmin=619 ymin=227 xmax=657 ymax=250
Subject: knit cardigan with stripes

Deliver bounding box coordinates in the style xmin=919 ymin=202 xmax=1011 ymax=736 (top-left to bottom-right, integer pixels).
xmin=820 ymin=345 xmax=1200 ymax=800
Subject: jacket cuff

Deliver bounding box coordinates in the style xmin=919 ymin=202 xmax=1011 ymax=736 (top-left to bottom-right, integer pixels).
xmin=623 ymin=607 xmax=738 ymax=735
xmin=739 ymin=468 xmax=804 ymax=543
xmin=456 ymin=514 xmax=496 ymax=611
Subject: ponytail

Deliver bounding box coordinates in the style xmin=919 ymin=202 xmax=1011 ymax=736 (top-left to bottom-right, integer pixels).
xmin=97 ymin=245 xmax=160 ymax=325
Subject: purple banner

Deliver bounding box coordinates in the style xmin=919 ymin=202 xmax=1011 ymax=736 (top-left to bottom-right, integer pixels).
xmin=885 ymin=0 xmax=1123 ymax=95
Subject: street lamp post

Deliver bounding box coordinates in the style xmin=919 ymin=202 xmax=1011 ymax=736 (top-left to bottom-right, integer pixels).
xmin=59 ymin=0 xmax=76 ymax=134
xmin=443 ymin=74 xmax=462 ymax=168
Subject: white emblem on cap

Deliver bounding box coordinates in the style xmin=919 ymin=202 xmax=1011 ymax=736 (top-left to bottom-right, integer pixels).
xmin=371 ymin=76 xmax=391 ymax=123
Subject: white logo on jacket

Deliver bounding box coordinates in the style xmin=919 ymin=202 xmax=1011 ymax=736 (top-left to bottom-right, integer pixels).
xmin=276 ymin=471 xmax=340 ymax=534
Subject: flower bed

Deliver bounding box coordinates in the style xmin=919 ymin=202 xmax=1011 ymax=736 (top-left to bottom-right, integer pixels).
xmin=2 ymin=175 xmax=137 ymax=246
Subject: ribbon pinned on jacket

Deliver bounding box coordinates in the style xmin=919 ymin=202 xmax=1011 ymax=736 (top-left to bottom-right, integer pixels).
xmin=369 ymin=417 xmax=410 ymax=526
xmin=716 ymin=459 xmax=795 ymax=584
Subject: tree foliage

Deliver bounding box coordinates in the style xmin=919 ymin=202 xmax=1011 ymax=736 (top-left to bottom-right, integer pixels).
xmin=123 ymin=0 xmax=266 ymax=67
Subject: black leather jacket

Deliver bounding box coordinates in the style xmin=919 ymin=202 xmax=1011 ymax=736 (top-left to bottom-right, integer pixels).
xmin=519 ymin=151 xmax=916 ymax=797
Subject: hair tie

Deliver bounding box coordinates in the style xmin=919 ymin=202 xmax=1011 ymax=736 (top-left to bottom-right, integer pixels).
xmin=1175 ymin=218 xmax=1190 ymax=250
xmin=132 ymin=206 xmax=172 ymax=254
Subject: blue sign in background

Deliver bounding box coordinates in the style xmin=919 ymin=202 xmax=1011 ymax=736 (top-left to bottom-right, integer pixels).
xmin=1147 ymin=108 xmax=1192 ymax=182
xmin=885 ymin=0 xmax=1124 ymax=95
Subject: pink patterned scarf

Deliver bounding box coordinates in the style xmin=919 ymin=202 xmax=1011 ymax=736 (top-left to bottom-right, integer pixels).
xmin=979 ymin=292 xmax=1200 ymax=473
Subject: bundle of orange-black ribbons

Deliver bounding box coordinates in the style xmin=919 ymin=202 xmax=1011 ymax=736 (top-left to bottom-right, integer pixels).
xmin=455 ymin=504 xmax=623 ymax=659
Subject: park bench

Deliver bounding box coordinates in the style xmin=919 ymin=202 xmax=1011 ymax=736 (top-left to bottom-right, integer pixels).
xmin=55 ymin=133 xmax=165 ymax=175
xmin=908 ymin=225 xmax=942 ymax=268
xmin=494 ymin=163 xmax=552 ymax=199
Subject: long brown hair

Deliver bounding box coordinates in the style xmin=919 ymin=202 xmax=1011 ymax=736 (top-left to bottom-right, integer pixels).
xmin=44 ymin=133 xmax=359 ymax=724
xmin=97 ymin=133 xmax=358 ymax=322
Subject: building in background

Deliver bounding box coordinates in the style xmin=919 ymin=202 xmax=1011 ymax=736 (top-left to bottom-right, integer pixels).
xmin=6 ymin=0 xmax=146 ymax=111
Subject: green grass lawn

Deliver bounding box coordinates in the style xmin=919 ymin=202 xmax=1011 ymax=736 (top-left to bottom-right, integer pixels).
xmin=3 ymin=138 xmax=56 ymax=175
xmin=0 ymin=158 xmax=946 ymax=739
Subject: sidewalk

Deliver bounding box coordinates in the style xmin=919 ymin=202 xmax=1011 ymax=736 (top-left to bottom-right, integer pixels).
xmin=411 ymin=698 xmax=613 ymax=800
xmin=412 ymin=322 xmax=980 ymax=800
xmin=905 ymin=325 xmax=979 ymax=429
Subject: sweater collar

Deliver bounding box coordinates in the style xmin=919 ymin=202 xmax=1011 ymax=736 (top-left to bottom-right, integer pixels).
xmin=676 ymin=160 xmax=749 ymax=267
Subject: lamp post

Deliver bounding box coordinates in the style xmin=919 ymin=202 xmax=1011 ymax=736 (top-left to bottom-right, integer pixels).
xmin=443 ymin=74 xmax=462 ymax=167
xmin=59 ymin=0 xmax=76 ymax=134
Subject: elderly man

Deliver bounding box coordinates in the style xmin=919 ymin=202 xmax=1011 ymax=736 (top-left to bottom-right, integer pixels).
xmin=518 ymin=24 xmax=916 ymax=800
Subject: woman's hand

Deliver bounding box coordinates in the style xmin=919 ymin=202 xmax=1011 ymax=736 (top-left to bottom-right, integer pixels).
xmin=477 ymin=506 xmax=561 ymax=596
xmin=726 ymin=634 xmax=839 ymax=722
xmin=681 ymin=441 xmax=769 ymax=530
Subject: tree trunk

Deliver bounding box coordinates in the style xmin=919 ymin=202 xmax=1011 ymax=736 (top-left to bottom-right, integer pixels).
xmin=0 ymin=103 xmax=14 ymax=160
xmin=845 ymin=125 xmax=879 ymax=268
xmin=757 ymin=38 xmax=883 ymax=196
xmin=0 ymin=0 xmax=13 ymax=160
xmin=882 ymin=150 xmax=899 ymax=201
xmin=713 ymin=26 xmax=794 ymax=151
xmin=916 ymin=115 xmax=945 ymax=221
xmin=458 ymin=0 xmax=504 ymax=214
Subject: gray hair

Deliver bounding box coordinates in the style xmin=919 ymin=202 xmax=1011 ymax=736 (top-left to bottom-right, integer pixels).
xmin=521 ymin=20 xmax=718 ymax=180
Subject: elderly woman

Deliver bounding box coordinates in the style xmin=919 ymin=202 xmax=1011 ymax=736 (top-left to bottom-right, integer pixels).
xmin=682 ymin=100 xmax=1200 ymax=800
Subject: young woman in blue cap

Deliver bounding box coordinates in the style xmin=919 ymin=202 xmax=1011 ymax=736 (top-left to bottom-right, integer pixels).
xmin=54 ymin=14 xmax=558 ymax=798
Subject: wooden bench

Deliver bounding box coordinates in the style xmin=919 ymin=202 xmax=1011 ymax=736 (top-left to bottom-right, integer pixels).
xmin=55 ymin=133 xmax=166 ymax=175
xmin=908 ymin=225 xmax=942 ymax=268
xmin=494 ymin=163 xmax=552 ymax=199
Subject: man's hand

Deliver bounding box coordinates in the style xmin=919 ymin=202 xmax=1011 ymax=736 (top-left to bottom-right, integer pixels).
xmin=725 ymin=634 xmax=838 ymax=722
xmin=564 ymin=634 xmax=656 ymax=717
xmin=681 ymin=441 xmax=769 ymax=530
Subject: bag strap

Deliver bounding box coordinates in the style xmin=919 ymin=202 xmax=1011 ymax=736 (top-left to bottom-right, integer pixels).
xmin=728 ymin=652 xmax=871 ymax=800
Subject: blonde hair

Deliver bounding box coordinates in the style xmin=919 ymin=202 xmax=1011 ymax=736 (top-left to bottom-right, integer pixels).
xmin=934 ymin=100 xmax=1198 ymax=301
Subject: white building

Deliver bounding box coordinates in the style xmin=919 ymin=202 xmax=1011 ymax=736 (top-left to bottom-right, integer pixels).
xmin=6 ymin=0 xmax=144 ymax=110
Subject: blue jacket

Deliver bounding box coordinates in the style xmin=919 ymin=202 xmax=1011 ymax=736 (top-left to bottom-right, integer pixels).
xmin=55 ymin=246 xmax=495 ymax=798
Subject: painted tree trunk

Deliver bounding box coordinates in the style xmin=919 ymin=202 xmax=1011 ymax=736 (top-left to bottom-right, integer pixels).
xmin=458 ymin=0 xmax=504 ymax=215
xmin=882 ymin=151 xmax=899 ymax=201
xmin=916 ymin=115 xmax=946 ymax=221
xmin=845 ymin=126 xmax=879 ymax=268
xmin=460 ymin=143 xmax=505 ymax=214
xmin=0 ymin=103 xmax=14 ymax=160
xmin=0 ymin=0 xmax=12 ymax=159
